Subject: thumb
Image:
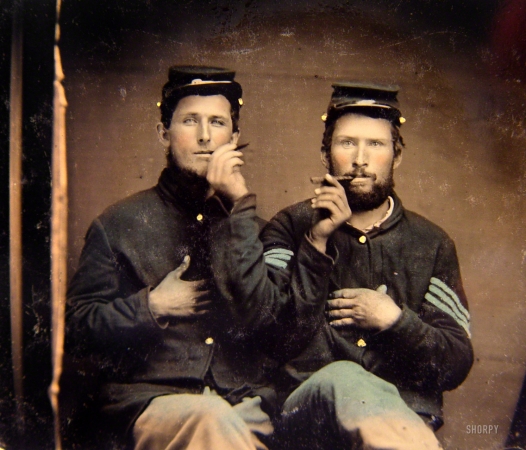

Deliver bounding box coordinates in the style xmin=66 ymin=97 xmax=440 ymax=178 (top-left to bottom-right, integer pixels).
xmin=173 ymin=255 xmax=191 ymax=279
xmin=376 ymin=284 xmax=387 ymax=294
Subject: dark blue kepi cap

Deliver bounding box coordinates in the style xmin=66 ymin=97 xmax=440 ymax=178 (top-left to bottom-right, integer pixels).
xmin=162 ymin=65 xmax=243 ymax=109
xmin=322 ymin=82 xmax=405 ymax=125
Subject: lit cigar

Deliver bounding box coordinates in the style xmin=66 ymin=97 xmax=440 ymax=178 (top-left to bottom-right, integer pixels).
xmin=310 ymin=175 xmax=354 ymax=184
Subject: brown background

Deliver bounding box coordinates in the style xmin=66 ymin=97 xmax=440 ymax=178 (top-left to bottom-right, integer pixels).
xmin=61 ymin=1 xmax=526 ymax=448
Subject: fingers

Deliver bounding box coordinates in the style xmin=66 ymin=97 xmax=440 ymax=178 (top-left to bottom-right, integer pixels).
xmin=329 ymin=318 xmax=356 ymax=328
xmin=193 ymin=299 xmax=212 ymax=312
xmin=311 ymin=183 xmax=351 ymax=222
xmin=311 ymin=193 xmax=347 ymax=214
xmin=193 ymin=289 xmax=211 ymax=301
xmin=376 ymin=284 xmax=388 ymax=294
xmin=208 ymin=144 xmax=244 ymax=174
xmin=210 ymin=142 xmax=238 ymax=158
xmin=327 ymin=308 xmax=354 ymax=319
xmin=327 ymin=298 xmax=356 ymax=309
xmin=211 ymin=151 xmax=245 ymax=166
xmin=321 ymin=174 xmax=344 ymax=189
xmin=172 ymin=255 xmax=191 ymax=279
xmin=206 ymin=144 xmax=247 ymax=198
xmin=314 ymin=186 xmax=346 ymax=202
xmin=188 ymin=278 xmax=211 ymax=290
xmin=329 ymin=289 xmax=360 ymax=299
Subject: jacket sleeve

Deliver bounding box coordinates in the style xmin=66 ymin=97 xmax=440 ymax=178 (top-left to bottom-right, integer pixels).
xmin=362 ymin=236 xmax=474 ymax=392
xmin=210 ymin=194 xmax=334 ymax=360
xmin=66 ymin=219 xmax=163 ymax=355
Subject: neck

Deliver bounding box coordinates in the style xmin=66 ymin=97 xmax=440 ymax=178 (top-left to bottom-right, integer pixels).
xmin=348 ymin=198 xmax=390 ymax=231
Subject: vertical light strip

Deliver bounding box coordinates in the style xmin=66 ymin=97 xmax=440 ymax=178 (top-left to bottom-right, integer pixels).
xmin=49 ymin=0 xmax=68 ymax=448
xmin=9 ymin=0 xmax=25 ymax=430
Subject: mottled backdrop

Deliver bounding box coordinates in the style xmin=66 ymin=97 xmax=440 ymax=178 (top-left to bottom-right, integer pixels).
xmin=60 ymin=1 xmax=525 ymax=448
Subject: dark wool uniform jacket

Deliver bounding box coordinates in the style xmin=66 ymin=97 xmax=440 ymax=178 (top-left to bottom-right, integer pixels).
xmin=66 ymin=168 xmax=277 ymax=440
xmin=211 ymin=192 xmax=474 ymax=430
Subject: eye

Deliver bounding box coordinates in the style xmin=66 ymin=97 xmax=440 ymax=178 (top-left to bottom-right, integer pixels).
xmin=211 ymin=118 xmax=227 ymax=126
xmin=338 ymin=139 xmax=355 ymax=148
xmin=369 ymin=140 xmax=384 ymax=147
xmin=182 ymin=117 xmax=198 ymax=125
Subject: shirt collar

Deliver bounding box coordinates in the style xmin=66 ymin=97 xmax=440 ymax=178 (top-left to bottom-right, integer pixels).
xmin=353 ymin=196 xmax=395 ymax=233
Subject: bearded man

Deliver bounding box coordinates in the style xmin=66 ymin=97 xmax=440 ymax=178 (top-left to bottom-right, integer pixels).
xmin=66 ymin=66 xmax=276 ymax=450
xmin=210 ymin=83 xmax=473 ymax=449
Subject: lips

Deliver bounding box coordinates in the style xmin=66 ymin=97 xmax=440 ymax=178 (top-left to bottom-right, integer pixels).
xmin=347 ymin=172 xmax=376 ymax=181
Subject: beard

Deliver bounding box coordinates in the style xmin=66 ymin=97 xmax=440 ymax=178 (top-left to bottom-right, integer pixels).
xmin=166 ymin=152 xmax=210 ymax=200
xmin=329 ymin=161 xmax=395 ymax=212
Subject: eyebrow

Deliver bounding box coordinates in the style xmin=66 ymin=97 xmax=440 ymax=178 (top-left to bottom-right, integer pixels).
xmin=335 ymin=135 xmax=390 ymax=141
xmin=177 ymin=112 xmax=229 ymax=120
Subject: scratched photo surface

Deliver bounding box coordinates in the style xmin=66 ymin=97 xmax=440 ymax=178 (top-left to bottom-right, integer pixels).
xmin=57 ymin=0 xmax=525 ymax=448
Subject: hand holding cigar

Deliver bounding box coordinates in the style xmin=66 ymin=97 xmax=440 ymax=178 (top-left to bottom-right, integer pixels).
xmin=207 ymin=142 xmax=249 ymax=203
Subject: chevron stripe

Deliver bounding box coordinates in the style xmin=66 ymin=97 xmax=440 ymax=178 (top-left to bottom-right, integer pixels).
xmin=264 ymin=248 xmax=294 ymax=258
xmin=264 ymin=256 xmax=289 ymax=269
xmin=425 ymin=290 xmax=469 ymax=327
xmin=425 ymin=292 xmax=471 ymax=338
xmin=428 ymin=285 xmax=469 ymax=327
xmin=430 ymin=277 xmax=470 ymax=321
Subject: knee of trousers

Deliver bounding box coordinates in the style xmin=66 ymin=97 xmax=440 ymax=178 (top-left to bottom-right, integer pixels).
xmin=137 ymin=394 xmax=245 ymax=433
xmin=312 ymin=361 xmax=398 ymax=394
xmin=284 ymin=361 xmax=400 ymax=410
xmin=185 ymin=395 xmax=244 ymax=427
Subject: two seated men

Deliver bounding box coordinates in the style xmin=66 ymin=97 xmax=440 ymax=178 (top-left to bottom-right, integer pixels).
xmin=66 ymin=66 xmax=473 ymax=449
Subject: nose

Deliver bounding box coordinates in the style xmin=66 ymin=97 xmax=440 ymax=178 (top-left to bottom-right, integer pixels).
xmin=353 ymin=142 xmax=367 ymax=168
xmin=197 ymin=122 xmax=210 ymax=145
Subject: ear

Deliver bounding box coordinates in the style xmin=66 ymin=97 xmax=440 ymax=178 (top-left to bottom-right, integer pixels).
xmin=156 ymin=122 xmax=170 ymax=148
xmin=321 ymin=151 xmax=330 ymax=170
xmin=230 ymin=130 xmax=240 ymax=145
xmin=393 ymin=150 xmax=402 ymax=170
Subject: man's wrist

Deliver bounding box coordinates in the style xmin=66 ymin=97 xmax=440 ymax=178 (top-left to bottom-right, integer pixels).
xmin=379 ymin=305 xmax=403 ymax=331
xmin=306 ymin=229 xmax=328 ymax=254
xmin=227 ymin=186 xmax=249 ymax=204
xmin=147 ymin=290 xmax=169 ymax=328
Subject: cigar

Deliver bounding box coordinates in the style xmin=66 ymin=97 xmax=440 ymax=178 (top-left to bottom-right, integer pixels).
xmin=236 ymin=143 xmax=249 ymax=150
xmin=310 ymin=175 xmax=354 ymax=184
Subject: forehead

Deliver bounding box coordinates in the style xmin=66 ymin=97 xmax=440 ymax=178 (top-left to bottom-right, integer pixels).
xmin=173 ymin=94 xmax=232 ymax=116
xmin=333 ymin=113 xmax=392 ymax=139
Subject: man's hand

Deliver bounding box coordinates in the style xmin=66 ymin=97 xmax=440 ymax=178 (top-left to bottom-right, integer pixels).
xmin=326 ymin=285 xmax=402 ymax=331
xmin=149 ymin=255 xmax=211 ymax=320
xmin=207 ymin=143 xmax=249 ymax=203
xmin=308 ymin=174 xmax=352 ymax=253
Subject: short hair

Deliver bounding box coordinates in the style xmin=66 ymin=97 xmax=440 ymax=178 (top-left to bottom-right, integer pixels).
xmin=321 ymin=107 xmax=404 ymax=158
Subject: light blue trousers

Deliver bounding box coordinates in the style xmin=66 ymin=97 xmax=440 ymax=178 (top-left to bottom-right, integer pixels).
xmin=278 ymin=361 xmax=441 ymax=450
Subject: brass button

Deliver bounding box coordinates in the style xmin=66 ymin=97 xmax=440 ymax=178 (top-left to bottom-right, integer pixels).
xmin=357 ymin=339 xmax=367 ymax=347
xmin=205 ymin=337 xmax=214 ymax=345
xmin=196 ymin=214 xmax=204 ymax=222
xmin=358 ymin=235 xmax=367 ymax=244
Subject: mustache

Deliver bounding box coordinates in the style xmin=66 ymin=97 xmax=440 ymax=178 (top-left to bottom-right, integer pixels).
xmin=344 ymin=169 xmax=377 ymax=181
